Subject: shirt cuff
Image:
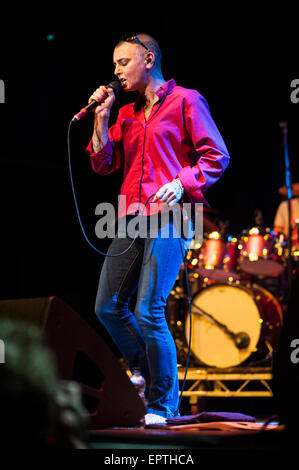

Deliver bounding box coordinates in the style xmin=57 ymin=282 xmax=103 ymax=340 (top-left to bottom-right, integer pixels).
xmin=85 ymin=138 xmax=114 ymax=158
xmin=177 ymin=166 xmax=200 ymax=194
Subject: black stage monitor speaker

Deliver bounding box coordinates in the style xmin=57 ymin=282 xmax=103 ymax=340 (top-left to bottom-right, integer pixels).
xmin=0 ymin=296 xmax=146 ymax=427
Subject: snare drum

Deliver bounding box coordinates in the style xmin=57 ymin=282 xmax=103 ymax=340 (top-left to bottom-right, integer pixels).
xmin=185 ymin=283 xmax=283 ymax=368
xmin=238 ymin=227 xmax=285 ymax=277
xmin=191 ymin=232 xmax=240 ymax=282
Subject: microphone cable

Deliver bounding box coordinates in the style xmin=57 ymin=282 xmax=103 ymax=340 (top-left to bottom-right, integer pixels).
xmin=67 ymin=119 xmax=154 ymax=257
xmin=176 ymin=237 xmax=192 ymax=416
xmin=67 ymin=118 xmax=193 ymax=414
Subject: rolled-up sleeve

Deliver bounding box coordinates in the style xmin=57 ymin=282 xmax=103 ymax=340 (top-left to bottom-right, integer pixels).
xmin=178 ymin=91 xmax=230 ymax=200
xmin=85 ymin=112 xmax=124 ymax=175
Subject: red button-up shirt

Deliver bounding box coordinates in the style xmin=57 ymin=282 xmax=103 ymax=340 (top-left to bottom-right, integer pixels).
xmin=86 ymin=79 xmax=230 ymax=218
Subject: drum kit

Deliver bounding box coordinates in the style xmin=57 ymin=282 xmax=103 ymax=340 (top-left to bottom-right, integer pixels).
xmin=168 ymin=204 xmax=299 ymax=369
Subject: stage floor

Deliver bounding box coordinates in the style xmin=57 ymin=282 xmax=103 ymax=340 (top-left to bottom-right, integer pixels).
xmin=87 ymin=420 xmax=296 ymax=451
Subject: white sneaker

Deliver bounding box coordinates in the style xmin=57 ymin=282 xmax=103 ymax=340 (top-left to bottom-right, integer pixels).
xmin=144 ymin=413 xmax=167 ymax=426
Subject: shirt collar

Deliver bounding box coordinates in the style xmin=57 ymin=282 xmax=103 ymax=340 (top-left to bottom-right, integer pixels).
xmin=156 ymin=78 xmax=177 ymax=99
xmin=133 ymin=78 xmax=177 ymax=112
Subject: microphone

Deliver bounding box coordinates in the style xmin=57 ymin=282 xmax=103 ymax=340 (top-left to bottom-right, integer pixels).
xmin=72 ymin=80 xmax=122 ymax=122
xmin=234 ymin=332 xmax=250 ymax=350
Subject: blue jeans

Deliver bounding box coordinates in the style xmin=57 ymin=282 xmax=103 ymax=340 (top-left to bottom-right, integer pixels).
xmin=95 ymin=212 xmax=192 ymax=418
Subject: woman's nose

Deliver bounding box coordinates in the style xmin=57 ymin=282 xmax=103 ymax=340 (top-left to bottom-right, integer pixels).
xmin=114 ymin=64 xmax=121 ymax=76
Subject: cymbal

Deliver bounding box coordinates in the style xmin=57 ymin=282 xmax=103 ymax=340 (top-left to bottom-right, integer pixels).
xmin=279 ymin=182 xmax=299 ymax=197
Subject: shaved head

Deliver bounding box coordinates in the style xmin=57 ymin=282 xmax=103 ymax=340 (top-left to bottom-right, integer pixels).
xmin=116 ymin=33 xmax=162 ymax=72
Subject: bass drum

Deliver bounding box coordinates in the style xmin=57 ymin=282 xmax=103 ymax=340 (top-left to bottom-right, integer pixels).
xmin=185 ymin=283 xmax=283 ymax=368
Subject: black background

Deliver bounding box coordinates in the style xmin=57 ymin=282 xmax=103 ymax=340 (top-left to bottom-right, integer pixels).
xmin=0 ymin=3 xmax=298 ymax=346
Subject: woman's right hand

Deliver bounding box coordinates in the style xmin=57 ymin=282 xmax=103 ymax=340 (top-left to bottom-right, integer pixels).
xmin=88 ymin=85 xmax=116 ymax=120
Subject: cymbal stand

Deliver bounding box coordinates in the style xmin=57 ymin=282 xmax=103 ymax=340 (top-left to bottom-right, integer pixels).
xmin=280 ymin=121 xmax=293 ymax=295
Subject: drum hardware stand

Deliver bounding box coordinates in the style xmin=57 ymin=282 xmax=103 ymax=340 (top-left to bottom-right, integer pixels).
xmin=280 ymin=121 xmax=293 ymax=295
xmin=192 ymin=303 xmax=250 ymax=350
xmin=252 ymin=208 xmax=264 ymax=231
